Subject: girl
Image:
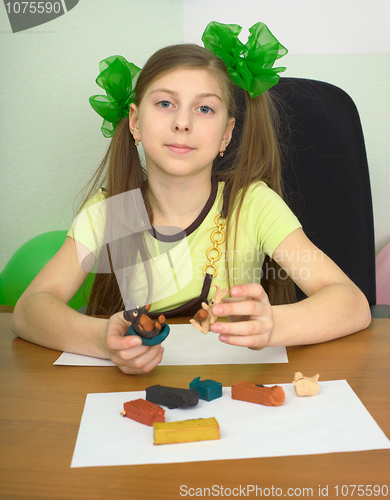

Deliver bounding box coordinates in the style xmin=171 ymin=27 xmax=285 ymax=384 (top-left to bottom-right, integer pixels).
xmin=11 ymin=22 xmax=371 ymax=374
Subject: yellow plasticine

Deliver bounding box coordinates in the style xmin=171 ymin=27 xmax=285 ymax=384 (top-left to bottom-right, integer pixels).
xmin=153 ymin=417 xmax=220 ymax=445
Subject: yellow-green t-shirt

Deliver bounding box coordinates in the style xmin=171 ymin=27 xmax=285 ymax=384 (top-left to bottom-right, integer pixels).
xmin=68 ymin=180 xmax=301 ymax=313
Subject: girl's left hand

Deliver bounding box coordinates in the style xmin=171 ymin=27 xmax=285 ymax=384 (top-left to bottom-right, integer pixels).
xmin=210 ymin=283 xmax=274 ymax=350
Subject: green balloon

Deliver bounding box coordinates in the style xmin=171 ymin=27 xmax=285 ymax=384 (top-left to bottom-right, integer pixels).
xmin=0 ymin=231 xmax=94 ymax=310
xmin=0 ymin=281 xmax=5 ymax=305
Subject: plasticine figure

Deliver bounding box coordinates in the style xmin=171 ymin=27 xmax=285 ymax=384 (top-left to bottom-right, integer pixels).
xmin=231 ymin=381 xmax=285 ymax=406
xmin=293 ymin=372 xmax=320 ymax=396
xmin=190 ymin=285 xmax=228 ymax=334
xmin=124 ymin=304 xmax=166 ymax=339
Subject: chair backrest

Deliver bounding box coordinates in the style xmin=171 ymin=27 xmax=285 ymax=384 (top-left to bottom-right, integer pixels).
xmin=215 ymin=77 xmax=377 ymax=305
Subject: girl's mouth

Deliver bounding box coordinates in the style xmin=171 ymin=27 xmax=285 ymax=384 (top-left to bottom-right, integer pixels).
xmin=165 ymin=143 xmax=195 ymax=155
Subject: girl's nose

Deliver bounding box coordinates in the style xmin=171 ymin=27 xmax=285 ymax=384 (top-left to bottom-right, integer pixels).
xmin=175 ymin=124 xmax=190 ymax=132
xmin=173 ymin=110 xmax=192 ymax=132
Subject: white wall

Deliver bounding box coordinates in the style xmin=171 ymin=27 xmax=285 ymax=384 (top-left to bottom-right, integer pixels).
xmin=184 ymin=0 xmax=390 ymax=54
xmin=1 ymin=0 xmax=389 ymax=273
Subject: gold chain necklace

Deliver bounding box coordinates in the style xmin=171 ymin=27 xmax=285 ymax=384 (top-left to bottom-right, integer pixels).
xmin=203 ymin=214 xmax=227 ymax=278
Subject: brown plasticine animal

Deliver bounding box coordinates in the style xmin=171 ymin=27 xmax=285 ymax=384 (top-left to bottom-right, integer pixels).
xmin=124 ymin=305 xmax=166 ymax=339
xmin=190 ymin=285 xmax=228 ymax=334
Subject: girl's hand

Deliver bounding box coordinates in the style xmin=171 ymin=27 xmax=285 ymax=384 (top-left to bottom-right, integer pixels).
xmin=105 ymin=311 xmax=164 ymax=374
xmin=210 ymin=284 xmax=274 ymax=350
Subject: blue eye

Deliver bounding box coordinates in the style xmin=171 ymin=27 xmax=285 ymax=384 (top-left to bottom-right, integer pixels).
xmin=158 ymin=100 xmax=173 ymax=108
xmin=197 ymin=105 xmax=213 ymax=114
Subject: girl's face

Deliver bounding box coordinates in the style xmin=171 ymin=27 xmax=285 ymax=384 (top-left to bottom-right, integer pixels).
xmin=129 ymin=68 xmax=235 ymax=182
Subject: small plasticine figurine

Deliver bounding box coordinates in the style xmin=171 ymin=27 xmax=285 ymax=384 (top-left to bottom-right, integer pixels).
xmin=231 ymin=381 xmax=285 ymax=406
xmin=146 ymin=385 xmax=200 ymax=409
xmin=124 ymin=304 xmax=170 ymax=346
xmin=293 ymin=372 xmax=320 ymax=396
xmin=121 ymin=399 xmax=165 ymax=426
xmin=190 ymin=285 xmax=228 ymax=334
xmin=124 ymin=304 xmax=165 ymax=338
xmin=189 ymin=377 xmax=223 ymax=401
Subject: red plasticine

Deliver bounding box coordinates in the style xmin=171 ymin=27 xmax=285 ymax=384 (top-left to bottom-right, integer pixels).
xmin=231 ymin=382 xmax=285 ymax=406
xmin=123 ymin=399 xmax=165 ymax=426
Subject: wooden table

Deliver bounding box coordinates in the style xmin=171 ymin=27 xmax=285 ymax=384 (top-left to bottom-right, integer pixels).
xmin=1 ymin=313 xmax=389 ymax=499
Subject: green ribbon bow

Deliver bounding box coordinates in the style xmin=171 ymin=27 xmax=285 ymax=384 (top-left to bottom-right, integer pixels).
xmin=89 ymin=55 xmax=141 ymax=138
xmin=202 ymin=21 xmax=288 ymax=98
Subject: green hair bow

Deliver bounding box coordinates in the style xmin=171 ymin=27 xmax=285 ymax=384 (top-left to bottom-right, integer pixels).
xmin=89 ymin=55 xmax=141 ymax=138
xmin=202 ymin=21 xmax=287 ymax=98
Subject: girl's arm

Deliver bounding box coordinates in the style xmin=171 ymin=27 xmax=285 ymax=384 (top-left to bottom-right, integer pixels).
xmin=210 ymin=228 xmax=371 ymax=348
xmin=11 ymin=237 xmax=163 ymax=373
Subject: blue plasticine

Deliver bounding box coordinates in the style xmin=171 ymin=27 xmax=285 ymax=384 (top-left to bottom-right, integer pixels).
xmin=189 ymin=377 xmax=223 ymax=401
xmin=125 ymin=324 xmax=170 ymax=346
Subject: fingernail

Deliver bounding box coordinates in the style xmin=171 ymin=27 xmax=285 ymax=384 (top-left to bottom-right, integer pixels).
xmin=231 ymin=286 xmax=241 ymax=296
xmin=211 ymin=323 xmax=222 ymax=333
xmin=219 ymin=335 xmax=229 ymax=343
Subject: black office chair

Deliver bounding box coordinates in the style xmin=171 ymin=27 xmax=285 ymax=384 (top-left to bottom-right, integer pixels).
xmin=215 ymin=77 xmax=388 ymax=316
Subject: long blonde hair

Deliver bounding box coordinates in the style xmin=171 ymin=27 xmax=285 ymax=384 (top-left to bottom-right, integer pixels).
xmin=80 ymin=44 xmax=295 ymax=316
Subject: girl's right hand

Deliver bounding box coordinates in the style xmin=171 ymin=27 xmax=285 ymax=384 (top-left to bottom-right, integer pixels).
xmin=105 ymin=311 xmax=164 ymax=374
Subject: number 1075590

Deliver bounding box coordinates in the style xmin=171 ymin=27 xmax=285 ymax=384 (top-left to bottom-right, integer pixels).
xmin=333 ymin=485 xmax=388 ymax=497
xmin=5 ymin=2 xmax=62 ymax=15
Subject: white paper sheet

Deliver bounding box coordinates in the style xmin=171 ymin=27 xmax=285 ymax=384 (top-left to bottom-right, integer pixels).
xmin=71 ymin=381 xmax=390 ymax=468
xmin=54 ymin=324 xmax=288 ymax=366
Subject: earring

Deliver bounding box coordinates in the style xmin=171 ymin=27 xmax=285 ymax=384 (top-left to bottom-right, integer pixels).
xmin=219 ymin=151 xmax=224 ymax=157
xmin=135 ymin=140 xmax=140 ymax=147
